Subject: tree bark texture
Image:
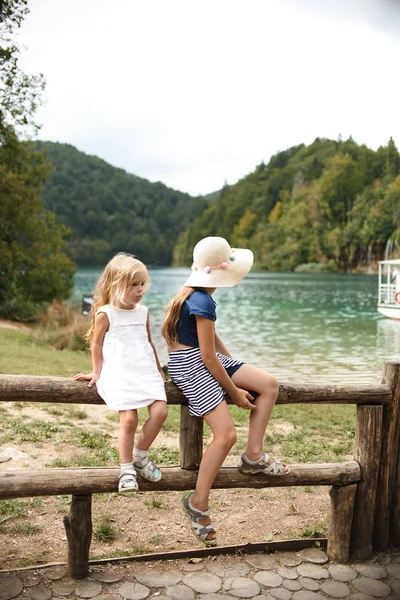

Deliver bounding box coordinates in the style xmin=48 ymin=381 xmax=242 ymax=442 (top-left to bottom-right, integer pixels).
xmin=351 ymin=405 xmax=383 ymax=559
xmin=374 ymin=361 xmax=400 ymax=550
xmin=179 ymin=405 xmax=203 ymax=469
xmin=328 ymin=483 xmax=357 ymax=563
xmin=63 ymin=494 xmax=92 ymax=580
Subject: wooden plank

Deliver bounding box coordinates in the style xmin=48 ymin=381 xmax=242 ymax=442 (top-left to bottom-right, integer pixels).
xmin=0 ymin=462 xmax=360 ymax=499
xmin=0 ymin=374 xmax=392 ymax=405
xmin=351 ymin=405 xmax=382 ymax=559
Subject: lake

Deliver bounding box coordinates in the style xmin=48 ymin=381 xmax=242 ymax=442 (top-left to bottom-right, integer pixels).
xmin=73 ymin=268 xmax=400 ymax=385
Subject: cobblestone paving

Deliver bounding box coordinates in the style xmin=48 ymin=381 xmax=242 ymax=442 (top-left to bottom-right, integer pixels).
xmin=1 ymin=548 xmax=400 ymax=600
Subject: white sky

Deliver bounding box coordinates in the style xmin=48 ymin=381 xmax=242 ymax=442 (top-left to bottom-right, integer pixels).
xmin=17 ymin=0 xmax=400 ymax=196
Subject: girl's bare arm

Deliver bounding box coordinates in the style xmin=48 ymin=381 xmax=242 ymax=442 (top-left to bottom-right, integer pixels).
xmin=215 ymin=332 xmax=231 ymax=357
xmin=74 ymin=312 xmax=109 ymax=387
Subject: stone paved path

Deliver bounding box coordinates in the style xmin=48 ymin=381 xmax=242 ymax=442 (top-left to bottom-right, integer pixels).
xmin=1 ymin=548 xmax=400 ymax=599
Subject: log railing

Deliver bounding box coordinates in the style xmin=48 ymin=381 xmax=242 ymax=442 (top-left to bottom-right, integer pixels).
xmin=0 ymin=361 xmax=399 ymax=579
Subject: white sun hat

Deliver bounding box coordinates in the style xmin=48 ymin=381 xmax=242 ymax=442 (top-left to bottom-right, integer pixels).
xmin=184 ymin=236 xmax=254 ymax=288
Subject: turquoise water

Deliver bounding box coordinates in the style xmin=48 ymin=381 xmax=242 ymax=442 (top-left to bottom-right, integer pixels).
xmin=74 ymin=268 xmax=400 ymax=384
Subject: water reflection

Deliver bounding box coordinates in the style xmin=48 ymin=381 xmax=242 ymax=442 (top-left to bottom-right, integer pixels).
xmin=376 ymin=319 xmax=400 ymax=360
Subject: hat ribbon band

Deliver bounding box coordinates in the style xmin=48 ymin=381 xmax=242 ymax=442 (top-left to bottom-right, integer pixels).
xmin=191 ymin=257 xmax=235 ymax=274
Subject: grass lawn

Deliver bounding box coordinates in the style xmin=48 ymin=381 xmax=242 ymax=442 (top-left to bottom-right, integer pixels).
xmin=0 ymin=328 xmax=92 ymax=377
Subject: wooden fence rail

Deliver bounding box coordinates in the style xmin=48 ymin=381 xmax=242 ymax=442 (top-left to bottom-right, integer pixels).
xmin=0 ymin=362 xmax=400 ymax=579
xmin=0 ymin=374 xmax=392 ymax=406
xmin=0 ymin=462 xmax=361 ymax=499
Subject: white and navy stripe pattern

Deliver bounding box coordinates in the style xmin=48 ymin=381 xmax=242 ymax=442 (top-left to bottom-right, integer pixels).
xmin=168 ymin=347 xmax=244 ymax=417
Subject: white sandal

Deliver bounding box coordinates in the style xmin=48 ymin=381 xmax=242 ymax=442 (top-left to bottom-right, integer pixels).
xmin=118 ymin=469 xmax=139 ymax=492
xmin=133 ymin=455 xmax=162 ymax=482
xmin=182 ymin=492 xmax=217 ymax=547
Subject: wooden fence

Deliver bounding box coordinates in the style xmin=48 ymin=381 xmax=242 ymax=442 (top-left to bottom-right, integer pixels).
xmin=0 ymin=360 xmax=400 ymax=579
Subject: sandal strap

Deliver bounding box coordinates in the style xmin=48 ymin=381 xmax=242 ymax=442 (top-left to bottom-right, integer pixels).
xmin=183 ymin=493 xmax=211 ymax=519
xmin=119 ymin=469 xmax=137 ymax=481
xmin=263 ymin=453 xmax=285 ymax=474
xmin=193 ymin=523 xmax=216 ymax=540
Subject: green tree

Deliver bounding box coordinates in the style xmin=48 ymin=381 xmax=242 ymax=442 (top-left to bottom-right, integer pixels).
xmin=0 ymin=126 xmax=75 ymax=319
xmin=0 ymin=0 xmax=45 ymax=135
xmin=0 ymin=0 xmax=75 ymax=320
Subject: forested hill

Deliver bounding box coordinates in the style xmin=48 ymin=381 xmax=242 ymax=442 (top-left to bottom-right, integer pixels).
xmin=173 ymin=137 xmax=400 ymax=272
xmin=36 ymin=141 xmax=207 ymax=266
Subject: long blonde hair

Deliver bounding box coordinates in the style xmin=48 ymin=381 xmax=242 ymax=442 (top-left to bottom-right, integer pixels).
xmin=161 ymin=286 xmax=196 ymax=345
xmin=86 ymin=253 xmax=150 ymax=344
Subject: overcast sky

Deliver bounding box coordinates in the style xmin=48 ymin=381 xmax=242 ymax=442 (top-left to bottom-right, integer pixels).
xmin=17 ymin=0 xmax=400 ymax=196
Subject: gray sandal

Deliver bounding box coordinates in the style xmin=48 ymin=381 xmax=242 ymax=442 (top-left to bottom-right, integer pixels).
xmin=238 ymin=452 xmax=290 ymax=475
xmin=182 ymin=492 xmax=217 ymax=547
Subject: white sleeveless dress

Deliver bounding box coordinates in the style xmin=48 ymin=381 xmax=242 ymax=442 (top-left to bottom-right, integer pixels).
xmin=95 ymin=304 xmax=167 ymax=411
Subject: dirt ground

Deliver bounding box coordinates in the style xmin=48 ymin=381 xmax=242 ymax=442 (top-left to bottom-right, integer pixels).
xmin=0 ymin=401 xmax=330 ymax=571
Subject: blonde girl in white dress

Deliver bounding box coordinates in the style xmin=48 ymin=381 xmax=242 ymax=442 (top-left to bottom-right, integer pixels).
xmin=75 ymin=253 xmax=168 ymax=492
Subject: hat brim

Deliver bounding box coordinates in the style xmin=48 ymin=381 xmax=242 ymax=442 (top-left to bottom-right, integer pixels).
xmin=184 ymin=248 xmax=254 ymax=288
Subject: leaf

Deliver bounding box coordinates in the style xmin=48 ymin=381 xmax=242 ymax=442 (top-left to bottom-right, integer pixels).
xmin=264 ymin=532 xmax=273 ymax=542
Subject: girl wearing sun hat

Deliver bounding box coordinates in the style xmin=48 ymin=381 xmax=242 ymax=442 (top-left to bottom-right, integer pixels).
xmin=162 ymin=236 xmax=289 ymax=546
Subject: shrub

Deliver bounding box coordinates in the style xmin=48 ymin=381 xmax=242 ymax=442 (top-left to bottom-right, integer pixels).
xmin=30 ymin=301 xmax=88 ymax=351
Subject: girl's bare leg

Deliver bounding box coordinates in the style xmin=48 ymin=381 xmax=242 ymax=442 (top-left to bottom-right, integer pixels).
xmin=136 ymin=400 xmax=168 ymax=451
xmin=232 ymin=365 xmax=279 ymax=461
xmin=190 ymin=401 xmax=237 ymax=541
xmin=119 ymin=409 xmax=138 ymax=464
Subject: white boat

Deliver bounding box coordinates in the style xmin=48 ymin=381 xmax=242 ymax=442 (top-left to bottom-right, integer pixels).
xmin=378 ymin=259 xmax=400 ymax=319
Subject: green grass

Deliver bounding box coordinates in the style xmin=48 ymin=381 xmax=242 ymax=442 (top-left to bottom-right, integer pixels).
xmin=0 ymin=328 xmax=91 ymax=377
xmin=301 ymin=523 xmax=328 ymax=538
xmin=65 ymin=408 xmax=88 ymax=420
xmin=94 ymin=513 xmax=117 ymax=542
xmin=145 ymin=497 xmax=164 ymax=509
xmin=160 ymin=406 xmax=181 ymax=432
xmin=8 ymin=523 xmax=41 ymax=536
xmin=16 ymin=551 xmax=52 ymax=567
xmin=1 ymin=418 xmax=63 ymax=444
xmin=46 ymin=447 xmax=119 ymax=468
xmin=149 ymin=534 xmax=164 ymax=544
xmin=106 ymin=412 xmax=120 ymax=423
xmin=44 ymin=406 xmax=65 ymax=416
xmin=0 ymin=499 xmax=27 ymax=518
xmin=149 ymin=446 xmax=179 ymax=466
xmin=90 ymin=545 xmax=150 ymax=560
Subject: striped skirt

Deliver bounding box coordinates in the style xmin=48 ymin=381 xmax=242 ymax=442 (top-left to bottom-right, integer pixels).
xmin=168 ymin=347 xmax=244 ymax=417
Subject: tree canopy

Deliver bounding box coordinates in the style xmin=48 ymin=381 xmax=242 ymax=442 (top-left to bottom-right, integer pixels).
xmin=37 ymin=141 xmax=207 ymax=266
xmin=173 ymin=137 xmax=400 ymax=272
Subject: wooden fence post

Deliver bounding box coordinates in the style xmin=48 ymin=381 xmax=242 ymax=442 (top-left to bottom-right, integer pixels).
xmin=328 ymin=483 xmax=357 ymax=562
xmin=179 ymin=406 xmax=203 ymax=470
xmin=64 ymin=494 xmax=92 ymax=579
xmin=351 ymin=405 xmax=383 ymax=559
xmin=374 ymin=361 xmax=400 ymax=550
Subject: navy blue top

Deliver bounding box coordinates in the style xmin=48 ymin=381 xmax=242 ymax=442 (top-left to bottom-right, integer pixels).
xmin=177 ymin=289 xmax=216 ymax=347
